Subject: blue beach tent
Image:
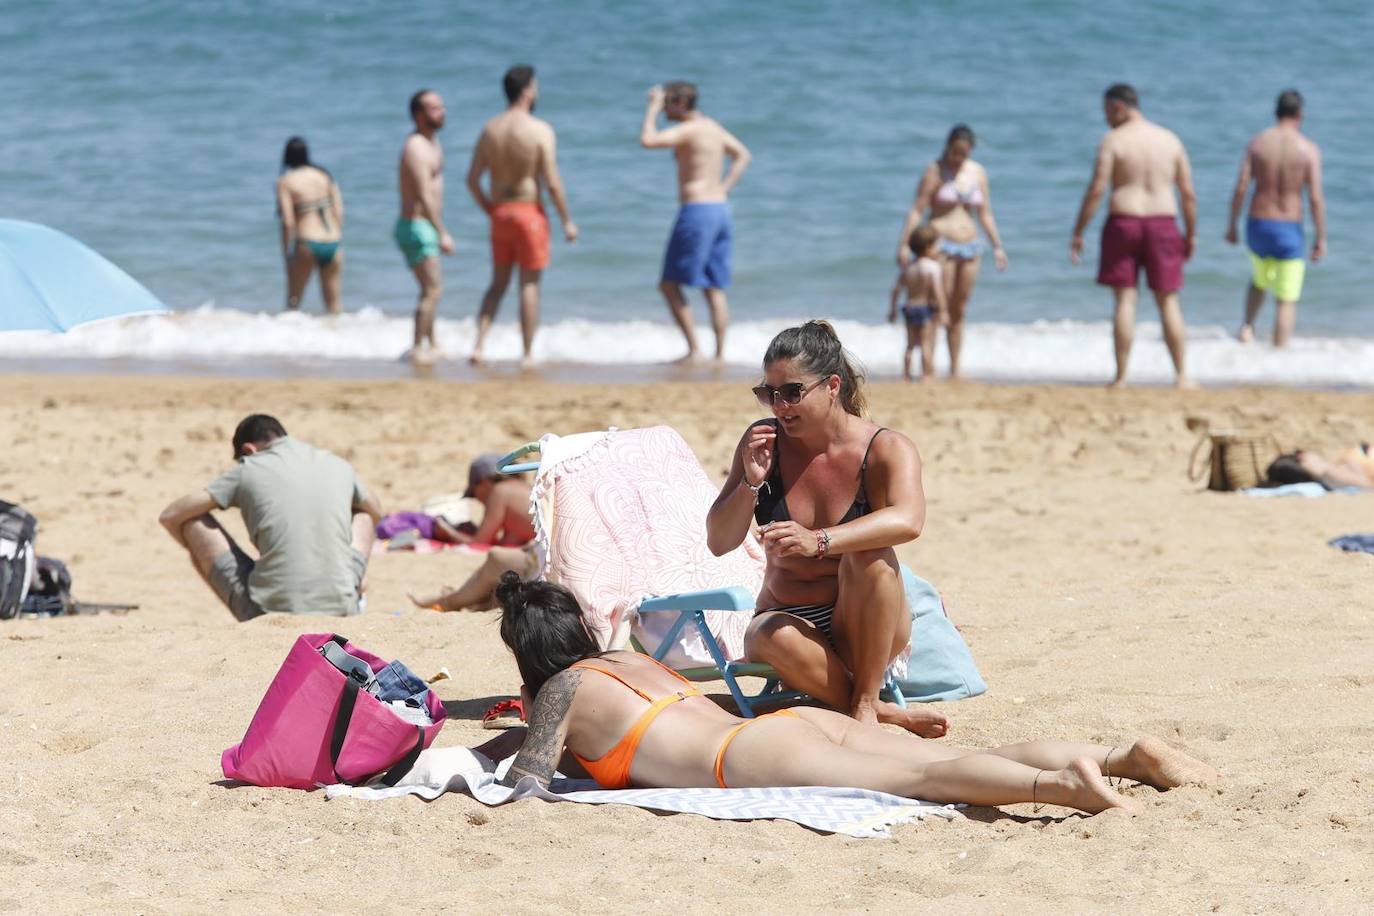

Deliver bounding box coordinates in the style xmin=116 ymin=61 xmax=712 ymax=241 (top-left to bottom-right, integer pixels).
xmin=0 ymin=219 xmax=166 ymax=332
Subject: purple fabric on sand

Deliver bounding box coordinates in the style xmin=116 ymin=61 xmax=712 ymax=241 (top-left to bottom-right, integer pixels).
xmin=375 ymin=511 xmax=436 ymax=540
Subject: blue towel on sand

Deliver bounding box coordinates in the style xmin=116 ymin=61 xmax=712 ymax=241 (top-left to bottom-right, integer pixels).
xmin=1329 ymin=534 xmax=1374 ymax=555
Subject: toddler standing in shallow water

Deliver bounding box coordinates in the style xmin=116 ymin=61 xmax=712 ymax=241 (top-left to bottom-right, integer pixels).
xmin=889 ymin=225 xmax=948 ymax=381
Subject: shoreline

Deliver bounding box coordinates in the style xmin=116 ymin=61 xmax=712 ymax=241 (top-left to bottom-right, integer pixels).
xmin=4 ymin=355 xmax=1372 ymax=393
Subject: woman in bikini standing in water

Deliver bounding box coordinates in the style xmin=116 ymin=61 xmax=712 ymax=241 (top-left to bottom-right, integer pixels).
xmin=276 ymin=136 xmax=345 ymax=314
xmin=895 ymin=125 xmax=1008 ymax=379
xmin=705 ymin=321 xmax=946 ymax=737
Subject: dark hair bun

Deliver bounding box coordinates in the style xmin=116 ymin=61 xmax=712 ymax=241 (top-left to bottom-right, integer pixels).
xmin=495 ymin=571 xmax=524 ymax=610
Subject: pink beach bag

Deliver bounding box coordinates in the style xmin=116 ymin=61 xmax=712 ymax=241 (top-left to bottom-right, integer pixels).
xmin=221 ymin=633 xmax=447 ymax=790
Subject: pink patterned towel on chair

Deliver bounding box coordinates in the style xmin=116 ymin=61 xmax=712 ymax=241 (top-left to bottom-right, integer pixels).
xmin=535 ymin=426 xmax=764 ymax=665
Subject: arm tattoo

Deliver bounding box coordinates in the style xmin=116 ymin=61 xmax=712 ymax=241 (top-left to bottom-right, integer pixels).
xmin=499 ymin=668 xmax=581 ymax=789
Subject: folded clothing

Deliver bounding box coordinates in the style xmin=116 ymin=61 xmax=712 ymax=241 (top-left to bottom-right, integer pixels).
xmin=376 ymin=512 xmax=436 ymax=540
xmin=1329 ymin=534 xmax=1374 ymax=555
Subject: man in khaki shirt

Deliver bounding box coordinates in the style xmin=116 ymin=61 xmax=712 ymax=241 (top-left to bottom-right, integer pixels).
xmin=159 ymin=414 xmax=382 ymax=620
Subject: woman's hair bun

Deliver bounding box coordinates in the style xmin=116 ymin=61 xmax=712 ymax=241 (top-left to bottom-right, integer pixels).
xmin=495 ymin=570 xmax=524 ymax=609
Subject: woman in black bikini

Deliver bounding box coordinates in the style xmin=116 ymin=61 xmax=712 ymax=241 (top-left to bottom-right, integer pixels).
xmin=706 ymin=320 xmax=948 ymax=737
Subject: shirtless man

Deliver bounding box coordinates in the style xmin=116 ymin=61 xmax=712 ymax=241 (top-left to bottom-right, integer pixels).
xmin=1226 ymin=89 xmax=1326 ymax=347
xmin=467 ymin=66 xmax=578 ymax=368
xmin=396 ymin=89 xmax=456 ymax=363
xmin=1071 ymin=84 xmax=1197 ymax=388
xmin=641 ymin=82 xmax=751 ymax=364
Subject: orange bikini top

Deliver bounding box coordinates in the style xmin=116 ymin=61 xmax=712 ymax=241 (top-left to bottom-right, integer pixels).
xmin=568 ymin=658 xmax=701 ymax=790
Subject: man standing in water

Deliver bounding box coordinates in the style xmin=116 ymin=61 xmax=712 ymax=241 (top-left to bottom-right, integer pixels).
xmin=641 ymin=82 xmax=751 ymax=364
xmin=1226 ymin=89 xmax=1326 ymax=347
xmin=396 ymin=89 xmax=456 ymax=363
xmin=467 ymin=65 xmax=579 ymax=368
xmin=1071 ymin=84 xmax=1197 ymax=388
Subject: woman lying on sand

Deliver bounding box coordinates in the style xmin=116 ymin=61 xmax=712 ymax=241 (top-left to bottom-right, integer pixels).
xmin=492 ymin=572 xmax=1217 ymax=815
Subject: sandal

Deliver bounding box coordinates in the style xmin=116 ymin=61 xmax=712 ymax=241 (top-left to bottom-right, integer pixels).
xmin=481 ymin=698 xmax=525 ymax=730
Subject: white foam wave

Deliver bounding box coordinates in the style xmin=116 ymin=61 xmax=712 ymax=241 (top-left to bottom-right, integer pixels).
xmin=1 ymin=305 xmax=1371 ymax=387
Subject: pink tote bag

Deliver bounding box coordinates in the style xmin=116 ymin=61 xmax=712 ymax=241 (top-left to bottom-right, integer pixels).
xmin=222 ymin=633 xmax=447 ymax=789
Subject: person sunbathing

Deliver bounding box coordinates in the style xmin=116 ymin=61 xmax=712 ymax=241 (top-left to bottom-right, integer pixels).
xmin=492 ymin=572 xmax=1217 ymax=815
xmin=1294 ymin=445 xmax=1374 ymax=490
xmin=408 ymin=454 xmax=538 ymax=612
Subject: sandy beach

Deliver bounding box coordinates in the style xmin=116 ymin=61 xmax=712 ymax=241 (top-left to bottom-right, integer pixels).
xmin=2 ymin=372 xmax=1372 ymax=914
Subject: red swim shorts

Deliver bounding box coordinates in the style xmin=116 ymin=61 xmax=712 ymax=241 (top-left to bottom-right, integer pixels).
xmin=490 ymin=201 xmax=550 ymax=270
xmin=1096 ymin=215 xmax=1184 ymax=293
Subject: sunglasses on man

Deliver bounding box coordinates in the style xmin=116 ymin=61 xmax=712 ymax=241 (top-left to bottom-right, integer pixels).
xmin=752 ymin=377 xmax=828 ymax=408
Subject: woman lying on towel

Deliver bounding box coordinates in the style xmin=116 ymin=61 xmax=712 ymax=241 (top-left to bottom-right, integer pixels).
xmin=493 ymin=573 xmax=1217 ymax=815
xmin=705 ymin=319 xmax=944 ymax=736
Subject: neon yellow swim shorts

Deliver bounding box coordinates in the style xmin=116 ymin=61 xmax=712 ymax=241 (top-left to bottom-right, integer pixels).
xmin=1250 ymin=254 xmax=1305 ymax=303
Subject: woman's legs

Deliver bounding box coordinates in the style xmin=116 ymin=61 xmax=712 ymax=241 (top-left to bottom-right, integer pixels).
xmin=422 ymin=546 xmax=529 ymax=611
xmin=720 ymin=714 xmax=1135 ymax=814
xmin=791 ymin=707 xmax=1216 ymax=791
xmin=830 ymin=547 xmax=909 ymax=722
xmin=743 ymin=550 xmax=949 ymax=738
xmin=943 ymin=256 xmax=981 ymax=378
xmin=319 ymin=248 xmax=344 ymax=315
xmin=285 ymin=246 xmax=314 ymax=310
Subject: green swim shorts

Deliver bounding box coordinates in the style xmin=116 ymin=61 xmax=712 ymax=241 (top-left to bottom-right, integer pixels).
xmin=1250 ymin=253 xmax=1305 ymax=303
xmin=394 ymin=218 xmax=440 ymax=267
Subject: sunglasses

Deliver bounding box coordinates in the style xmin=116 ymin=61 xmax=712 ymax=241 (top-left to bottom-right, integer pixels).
xmin=752 ymin=377 xmax=828 ymax=408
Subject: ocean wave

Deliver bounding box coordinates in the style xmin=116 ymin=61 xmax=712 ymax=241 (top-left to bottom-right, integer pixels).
xmin=2 ymin=305 xmax=1371 ymax=387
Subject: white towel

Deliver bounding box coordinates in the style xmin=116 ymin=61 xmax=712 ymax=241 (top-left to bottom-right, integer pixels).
xmin=325 ymin=746 xmax=960 ymax=839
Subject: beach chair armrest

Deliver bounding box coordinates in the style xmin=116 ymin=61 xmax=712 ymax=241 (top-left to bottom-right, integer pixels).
xmin=498 ymin=442 xmax=543 ymax=474
xmin=638 ymin=587 xmax=755 ymax=613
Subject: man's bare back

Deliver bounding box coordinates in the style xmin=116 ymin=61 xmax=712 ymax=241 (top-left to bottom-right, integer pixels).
xmin=475 ymin=110 xmax=552 ymax=204
xmin=1245 ymin=126 xmax=1318 ymax=222
xmin=1103 ymin=118 xmax=1188 ymax=217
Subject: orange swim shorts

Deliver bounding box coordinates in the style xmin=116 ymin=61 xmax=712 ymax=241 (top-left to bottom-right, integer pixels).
xmin=490 ymin=201 xmax=550 ymax=270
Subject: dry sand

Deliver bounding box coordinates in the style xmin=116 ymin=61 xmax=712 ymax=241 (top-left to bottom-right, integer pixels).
xmin=2 ymin=373 xmax=1372 ymax=914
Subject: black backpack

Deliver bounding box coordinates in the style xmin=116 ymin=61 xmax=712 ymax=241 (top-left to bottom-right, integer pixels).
xmin=1 ymin=500 xmax=38 ymax=620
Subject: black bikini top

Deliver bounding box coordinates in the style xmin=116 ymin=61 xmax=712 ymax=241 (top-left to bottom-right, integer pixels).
xmin=753 ymin=423 xmax=888 ymax=527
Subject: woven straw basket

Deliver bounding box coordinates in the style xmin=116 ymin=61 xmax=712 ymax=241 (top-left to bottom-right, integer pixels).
xmin=1188 ymin=429 xmax=1282 ymax=491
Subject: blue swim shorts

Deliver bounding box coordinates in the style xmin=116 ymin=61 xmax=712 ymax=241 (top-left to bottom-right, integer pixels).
xmin=901 ymin=304 xmax=936 ymax=327
xmin=1246 ymin=218 xmax=1304 ymax=260
xmin=661 ymin=203 xmax=732 ymax=288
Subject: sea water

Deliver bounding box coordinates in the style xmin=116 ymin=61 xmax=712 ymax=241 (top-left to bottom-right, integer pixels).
xmin=4 ymin=0 xmax=1371 ymax=382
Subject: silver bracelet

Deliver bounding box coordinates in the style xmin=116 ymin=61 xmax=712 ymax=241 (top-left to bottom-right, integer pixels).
xmin=743 ymin=478 xmax=767 ymax=498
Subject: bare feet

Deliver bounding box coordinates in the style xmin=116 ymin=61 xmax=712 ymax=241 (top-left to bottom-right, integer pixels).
xmin=1108 ymin=378 xmax=1127 ymax=390
xmin=519 ymin=355 xmax=535 ymax=370
xmin=1120 ymin=736 xmax=1218 ymax=790
xmin=1053 ymin=757 xmax=1141 ymax=815
xmin=1175 ymin=376 xmax=1200 ymax=390
xmin=1237 ymin=324 xmax=1254 ymax=344
xmin=671 ymin=351 xmax=704 ymax=367
xmin=875 ymin=700 xmax=949 ymax=739
xmin=406 ymin=343 xmax=440 ymax=366
xmin=469 ymin=351 xmax=485 ymax=367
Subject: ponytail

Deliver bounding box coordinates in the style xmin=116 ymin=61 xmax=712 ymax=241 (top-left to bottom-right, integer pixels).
xmin=762 ymin=320 xmax=867 ymax=417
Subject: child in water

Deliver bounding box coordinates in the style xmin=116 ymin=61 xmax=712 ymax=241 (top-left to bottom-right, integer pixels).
xmin=888 ymin=224 xmax=948 ymax=382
